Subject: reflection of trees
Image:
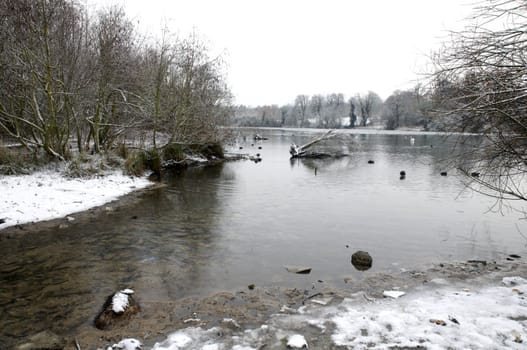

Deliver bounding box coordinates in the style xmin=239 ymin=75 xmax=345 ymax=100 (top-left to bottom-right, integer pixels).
xmin=290 ymin=157 xmax=353 ymax=174
xmin=131 ymin=164 xmax=229 ymax=298
xmin=434 ymin=135 xmax=481 ymax=171
xmin=0 ymin=164 xmax=229 ymax=346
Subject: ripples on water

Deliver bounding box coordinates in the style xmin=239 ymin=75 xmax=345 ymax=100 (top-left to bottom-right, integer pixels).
xmin=0 ymin=128 xmax=525 ymax=345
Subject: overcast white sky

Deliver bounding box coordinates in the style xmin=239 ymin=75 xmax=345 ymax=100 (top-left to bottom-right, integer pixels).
xmin=89 ymin=0 xmax=476 ymax=106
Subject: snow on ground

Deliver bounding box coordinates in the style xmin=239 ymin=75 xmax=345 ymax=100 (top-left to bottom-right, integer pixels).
xmin=0 ymin=170 xmax=151 ymax=230
xmin=150 ymin=277 xmax=527 ymax=349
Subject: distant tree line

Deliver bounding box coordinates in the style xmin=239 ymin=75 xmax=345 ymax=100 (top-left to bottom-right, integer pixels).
xmin=233 ymin=88 xmax=438 ymax=131
xmin=0 ymin=0 xmax=232 ymax=161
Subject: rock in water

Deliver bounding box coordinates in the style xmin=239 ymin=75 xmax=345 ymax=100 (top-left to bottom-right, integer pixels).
xmin=351 ymin=251 xmax=373 ymax=271
xmin=95 ymin=289 xmax=140 ymax=330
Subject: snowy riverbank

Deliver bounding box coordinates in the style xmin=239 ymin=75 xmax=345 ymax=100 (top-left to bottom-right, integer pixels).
xmin=0 ymin=169 xmax=152 ymax=231
xmin=147 ymin=274 xmax=527 ymax=349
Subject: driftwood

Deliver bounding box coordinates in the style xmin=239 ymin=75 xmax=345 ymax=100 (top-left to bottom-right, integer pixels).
xmin=254 ymin=133 xmax=268 ymax=141
xmin=290 ymin=130 xmax=347 ymax=158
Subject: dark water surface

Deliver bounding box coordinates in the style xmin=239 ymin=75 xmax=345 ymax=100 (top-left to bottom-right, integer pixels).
xmin=1 ymin=128 xmax=525 ymax=344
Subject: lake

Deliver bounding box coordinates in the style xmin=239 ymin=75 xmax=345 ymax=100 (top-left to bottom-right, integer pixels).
xmin=0 ymin=128 xmax=525 ymax=346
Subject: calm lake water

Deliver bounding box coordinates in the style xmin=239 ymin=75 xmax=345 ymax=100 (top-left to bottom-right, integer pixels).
xmin=1 ymin=128 xmax=525 ymax=344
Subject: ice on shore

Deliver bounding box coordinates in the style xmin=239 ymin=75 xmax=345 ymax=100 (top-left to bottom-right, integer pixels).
xmin=150 ymin=276 xmax=527 ymax=349
xmin=0 ymin=170 xmax=151 ymax=230
xmin=382 ymin=290 xmax=406 ymax=299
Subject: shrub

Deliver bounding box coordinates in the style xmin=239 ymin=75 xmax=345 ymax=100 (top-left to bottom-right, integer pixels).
xmin=124 ymin=148 xmax=161 ymax=176
xmin=124 ymin=150 xmax=147 ymax=176
xmin=200 ymin=142 xmax=224 ymax=159
xmin=63 ymin=157 xmax=98 ymax=178
xmin=0 ymin=146 xmax=32 ymax=175
xmin=144 ymin=149 xmax=161 ymax=173
xmin=162 ymin=143 xmax=185 ymax=162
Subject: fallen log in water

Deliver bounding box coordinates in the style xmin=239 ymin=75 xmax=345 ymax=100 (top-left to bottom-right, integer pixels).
xmin=289 ymin=130 xmax=349 ymax=159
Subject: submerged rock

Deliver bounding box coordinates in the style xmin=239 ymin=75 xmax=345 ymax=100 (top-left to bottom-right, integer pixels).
xmin=16 ymin=330 xmax=65 ymax=350
xmin=351 ymin=251 xmax=373 ymax=271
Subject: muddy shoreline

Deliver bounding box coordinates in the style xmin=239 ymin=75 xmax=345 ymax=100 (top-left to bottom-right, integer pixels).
xmin=12 ymin=254 xmax=527 ymax=349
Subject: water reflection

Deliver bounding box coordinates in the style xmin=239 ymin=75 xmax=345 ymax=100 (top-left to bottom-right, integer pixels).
xmin=0 ymin=129 xmax=524 ymax=347
xmin=0 ymin=164 xmax=229 ymax=345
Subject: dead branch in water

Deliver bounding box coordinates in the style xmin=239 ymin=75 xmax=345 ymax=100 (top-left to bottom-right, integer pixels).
xmin=289 ymin=130 xmax=347 ymax=158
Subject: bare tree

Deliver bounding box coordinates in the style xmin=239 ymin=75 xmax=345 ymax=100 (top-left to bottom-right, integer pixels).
xmin=382 ymin=88 xmax=430 ymax=130
xmin=0 ymin=0 xmax=87 ymax=159
xmin=88 ymin=5 xmax=138 ymax=153
xmin=348 ymin=97 xmax=357 ymax=128
xmin=430 ymin=0 xmax=527 ymax=201
xmin=294 ymin=94 xmax=309 ymax=127
xmin=310 ymin=94 xmax=324 ymax=123
xmin=356 ymin=91 xmax=382 ymax=126
xmin=164 ymin=32 xmax=232 ymax=145
xmin=0 ymin=1 xmax=233 ymax=165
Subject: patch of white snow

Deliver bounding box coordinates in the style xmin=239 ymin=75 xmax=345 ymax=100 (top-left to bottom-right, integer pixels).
xmin=287 ymin=334 xmax=308 ymax=348
xmin=502 ymin=276 xmax=527 ymax=286
xmin=149 ymin=277 xmax=527 ymax=349
xmin=331 ymin=280 xmax=527 ymax=349
xmin=109 ymin=338 xmax=142 ymax=350
xmin=112 ymin=291 xmax=130 ymax=314
xmin=382 ymin=290 xmax=406 ymax=299
xmin=0 ymin=170 xmax=151 ymax=230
